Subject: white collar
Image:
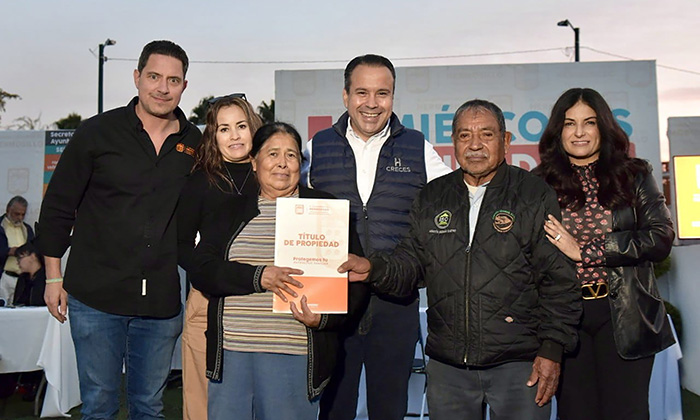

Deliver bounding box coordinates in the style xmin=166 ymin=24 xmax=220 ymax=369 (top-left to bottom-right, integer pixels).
xmin=345 ymin=118 xmax=391 ymax=144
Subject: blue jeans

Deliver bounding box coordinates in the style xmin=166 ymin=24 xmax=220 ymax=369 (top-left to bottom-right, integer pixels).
xmin=426 ymin=359 xmax=552 ymax=420
xmin=208 ymin=350 xmax=319 ymax=420
xmin=68 ymin=295 xmax=182 ymax=420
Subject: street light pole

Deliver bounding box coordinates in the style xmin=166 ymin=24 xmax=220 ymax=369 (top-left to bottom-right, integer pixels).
xmin=98 ymin=38 xmax=116 ymax=114
xmin=557 ymin=20 xmax=580 ymax=62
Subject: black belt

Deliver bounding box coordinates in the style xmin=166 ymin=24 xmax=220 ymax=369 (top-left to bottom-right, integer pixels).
xmin=3 ymin=271 xmax=19 ymax=278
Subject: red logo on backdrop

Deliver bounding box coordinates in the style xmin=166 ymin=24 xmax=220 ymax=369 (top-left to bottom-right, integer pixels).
xmin=435 ymin=143 xmax=636 ymax=171
xmin=435 ymin=144 xmax=541 ymax=171
xmin=308 ymin=116 xmax=333 ymax=139
xmin=308 ymin=116 xmax=636 ymax=171
xmin=507 ymin=145 xmax=541 ymax=171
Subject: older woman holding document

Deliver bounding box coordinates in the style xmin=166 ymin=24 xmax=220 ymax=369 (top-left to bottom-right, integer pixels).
xmin=187 ymin=122 xmax=368 ymax=420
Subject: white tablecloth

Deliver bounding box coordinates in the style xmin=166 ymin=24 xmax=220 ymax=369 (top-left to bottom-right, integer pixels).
xmin=0 ymin=265 xmax=189 ymax=417
xmin=0 ymin=306 xmax=81 ymax=417
xmin=0 ymin=307 xmax=49 ymax=372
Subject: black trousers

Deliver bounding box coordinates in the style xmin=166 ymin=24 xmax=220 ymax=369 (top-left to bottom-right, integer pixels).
xmin=557 ymin=298 xmax=654 ymax=420
xmin=319 ymin=296 xmax=419 ymax=420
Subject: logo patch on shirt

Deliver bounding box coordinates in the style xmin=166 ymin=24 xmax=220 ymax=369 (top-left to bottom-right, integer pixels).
xmin=434 ymin=210 xmax=452 ymax=229
xmin=492 ymin=210 xmax=515 ymax=233
xmin=429 ymin=210 xmax=456 ymax=235
xmin=385 ymin=156 xmax=412 ymax=173
xmin=176 ymin=143 xmax=195 ymax=157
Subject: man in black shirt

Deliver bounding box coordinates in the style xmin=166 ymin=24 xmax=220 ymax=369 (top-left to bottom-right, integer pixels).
xmin=36 ymin=40 xmax=201 ymax=420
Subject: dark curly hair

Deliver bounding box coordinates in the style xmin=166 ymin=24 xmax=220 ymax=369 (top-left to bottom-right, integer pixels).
xmin=533 ymin=88 xmax=648 ymax=210
xmin=193 ymin=97 xmax=263 ymax=191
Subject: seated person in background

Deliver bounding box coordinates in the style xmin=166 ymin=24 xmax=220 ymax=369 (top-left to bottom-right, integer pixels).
xmin=13 ymin=243 xmax=46 ymax=307
xmin=0 ymin=196 xmax=34 ymax=304
xmin=0 ymin=243 xmax=46 ymax=402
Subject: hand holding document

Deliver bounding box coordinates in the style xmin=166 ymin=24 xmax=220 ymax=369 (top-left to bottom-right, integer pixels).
xmin=290 ymin=296 xmax=321 ymax=328
xmin=337 ymin=254 xmax=371 ymax=282
xmin=273 ymin=197 xmax=350 ymax=313
xmin=260 ymin=266 xmax=304 ymax=302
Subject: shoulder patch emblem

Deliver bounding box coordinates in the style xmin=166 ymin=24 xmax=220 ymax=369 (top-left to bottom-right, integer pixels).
xmin=492 ymin=210 xmax=515 ymax=233
xmin=434 ymin=210 xmax=452 ymax=229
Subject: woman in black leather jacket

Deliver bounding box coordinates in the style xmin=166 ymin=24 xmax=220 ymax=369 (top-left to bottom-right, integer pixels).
xmin=534 ymin=88 xmax=675 ymax=420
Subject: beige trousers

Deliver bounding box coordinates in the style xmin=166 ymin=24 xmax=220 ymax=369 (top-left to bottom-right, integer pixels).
xmin=0 ymin=271 xmax=19 ymax=304
xmin=182 ymin=288 xmax=209 ymax=420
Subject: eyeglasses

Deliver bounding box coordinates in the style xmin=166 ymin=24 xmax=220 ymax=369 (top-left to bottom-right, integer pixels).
xmin=208 ymin=93 xmax=247 ymax=104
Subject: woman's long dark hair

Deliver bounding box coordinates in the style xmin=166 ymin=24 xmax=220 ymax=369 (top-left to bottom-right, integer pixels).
xmin=534 ymin=88 xmax=648 ymax=210
xmin=193 ymin=97 xmax=263 ymax=191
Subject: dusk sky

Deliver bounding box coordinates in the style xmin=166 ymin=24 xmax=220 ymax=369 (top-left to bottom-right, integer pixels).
xmin=2 ymin=0 xmax=698 ymax=160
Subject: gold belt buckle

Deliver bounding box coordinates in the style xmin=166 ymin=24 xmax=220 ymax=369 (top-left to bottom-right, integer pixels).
xmin=582 ymin=282 xmax=609 ymax=300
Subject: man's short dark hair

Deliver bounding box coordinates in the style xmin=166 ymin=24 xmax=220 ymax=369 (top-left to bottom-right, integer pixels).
xmin=137 ymin=40 xmax=189 ymax=77
xmin=15 ymin=242 xmax=38 ymax=260
xmin=344 ymin=54 xmax=396 ymax=92
xmin=6 ymin=195 xmax=28 ymax=211
xmin=452 ymin=99 xmax=507 ymax=138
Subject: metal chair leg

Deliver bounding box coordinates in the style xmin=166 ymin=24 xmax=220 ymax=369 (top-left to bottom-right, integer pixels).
xmin=419 ymin=374 xmax=427 ymax=420
xmin=33 ymin=373 xmax=47 ymax=417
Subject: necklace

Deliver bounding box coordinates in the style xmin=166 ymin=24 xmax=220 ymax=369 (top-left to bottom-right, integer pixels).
xmin=223 ymin=164 xmax=252 ymax=195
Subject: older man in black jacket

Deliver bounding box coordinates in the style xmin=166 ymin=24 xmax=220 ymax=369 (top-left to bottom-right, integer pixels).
xmin=341 ymin=99 xmax=582 ymax=420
